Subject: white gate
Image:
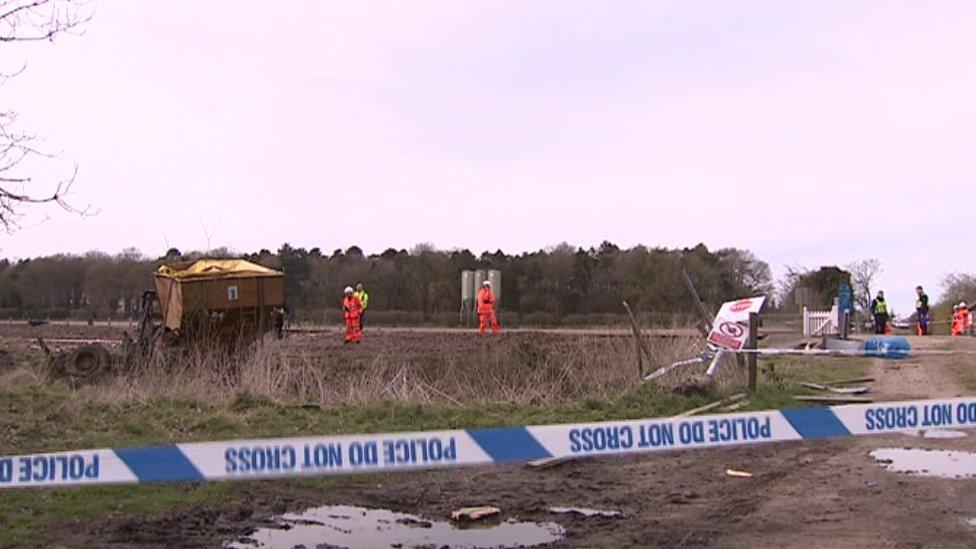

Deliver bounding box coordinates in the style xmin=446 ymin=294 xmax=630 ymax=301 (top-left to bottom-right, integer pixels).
xmin=803 ymin=305 xmax=839 ymax=336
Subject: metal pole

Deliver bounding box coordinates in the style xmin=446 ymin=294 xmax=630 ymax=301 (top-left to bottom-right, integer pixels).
xmin=747 ymin=312 xmax=759 ymax=391
xmin=681 ymin=269 xmax=714 ymax=338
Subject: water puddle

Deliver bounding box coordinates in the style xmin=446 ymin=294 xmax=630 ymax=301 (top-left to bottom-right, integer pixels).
xmin=228 ymin=504 xmax=565 ymax=548
xmin=548 ymin=506 xmax=622 ymax=518
xmin=871 ymin=448 xmax=976 ymax=478
xmin=921 ymin=429 xmax=969 ymax=439
xmin=902 ymin=429 xmax=969 ymax=439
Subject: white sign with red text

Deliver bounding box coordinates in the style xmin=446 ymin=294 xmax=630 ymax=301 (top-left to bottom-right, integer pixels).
xmin=706 ymin=296 xmax=766 ymax=351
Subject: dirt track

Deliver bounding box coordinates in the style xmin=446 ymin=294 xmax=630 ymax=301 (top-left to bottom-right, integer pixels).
xmin=4 ymin=326 xmax=976 ymax=547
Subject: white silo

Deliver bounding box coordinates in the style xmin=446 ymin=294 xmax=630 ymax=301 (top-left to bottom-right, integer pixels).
xmin=488 ymin=269 xmax=502 ymax=308
xmin=474 ymin=270 xmax=487 ymax=294
xmin=460 ymin=270 xmax=476 ymax=325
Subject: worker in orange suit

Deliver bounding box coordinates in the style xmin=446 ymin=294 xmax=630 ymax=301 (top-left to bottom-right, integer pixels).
xmin=477 ymin=280 xmax=501 ymax=334
xmin=965 ymin=302 xmax=973 ymax=336
xmin=342 ymin=286 xmax=363 ymax=343
xmin=953 ymin=301 xmax=970 ymax=336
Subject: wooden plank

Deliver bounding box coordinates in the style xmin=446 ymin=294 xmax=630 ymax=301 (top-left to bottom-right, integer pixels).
xmin=799 ymin=382 xmax=870 ymax=395
xmin=793 ymin=395 xmax=874 ymax=404
xmin=675 ymin=393 xmax=747 ymax=418
xmin=526 ymin=456 xmax=575 ymax=470
xmin=718 ymin=400 xmax=749 ymax=412
xmin=820 ymin=376 xmax=875 ymax=386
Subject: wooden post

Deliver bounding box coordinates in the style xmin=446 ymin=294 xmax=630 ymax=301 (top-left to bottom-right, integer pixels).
xmin=747 ymin=312 xmax=759 ymax=392
xmin=622 ymin=301 xmax=650 ymax=380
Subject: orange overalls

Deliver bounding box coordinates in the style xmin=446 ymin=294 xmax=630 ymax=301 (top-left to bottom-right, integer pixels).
xmin=952 ymin=307 xmax=970 ymax=336
xmin=342 ymin=294 xmax=363 ymax=343
xmin=477 ymin=287 xmax=500 ymax=334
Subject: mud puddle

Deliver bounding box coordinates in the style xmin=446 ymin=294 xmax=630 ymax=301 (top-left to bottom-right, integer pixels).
xmin=228 ymin=504 xmax=564 ymax=548
xmin=871 ymin=448 xmax=976 ymax=478
xmin=548 ymin=506 xmax=622 ymax=518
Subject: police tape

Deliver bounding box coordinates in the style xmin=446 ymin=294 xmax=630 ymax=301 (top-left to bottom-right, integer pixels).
xmin=3 ymin=396 xmax=976 ymax=489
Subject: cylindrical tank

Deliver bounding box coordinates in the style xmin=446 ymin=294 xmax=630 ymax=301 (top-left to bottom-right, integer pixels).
xmin=474 ymin=270 xmax=487 ymax=295
xmin=461 ymin=270 xmax=475 ymax=310
xmin=488 ymin=269 xmax=502 ymax=308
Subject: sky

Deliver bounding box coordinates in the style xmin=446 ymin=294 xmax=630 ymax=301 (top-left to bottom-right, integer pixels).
xmin=2 ymin=1 xmax=976 ymax=315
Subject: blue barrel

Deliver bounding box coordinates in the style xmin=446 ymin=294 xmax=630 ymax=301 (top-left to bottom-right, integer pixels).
xmin=862 ymin=337 xmax=911 ymax=359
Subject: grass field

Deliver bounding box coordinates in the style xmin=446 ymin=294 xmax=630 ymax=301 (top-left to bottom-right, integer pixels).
xmin=0 ymin=329 xmax=873 ymax=546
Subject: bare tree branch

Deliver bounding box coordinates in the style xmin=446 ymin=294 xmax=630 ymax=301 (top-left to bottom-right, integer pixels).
xmin=846 ymin=259 xmax=882 ymax=316
xmin=0 ymin=0 xmax=92 ymax=232
xmin=0 ymin=0 xmax=91 ymax=43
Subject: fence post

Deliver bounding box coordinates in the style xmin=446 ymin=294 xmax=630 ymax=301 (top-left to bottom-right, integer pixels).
xmin=747 ymin=312 xmax=759 ymax=392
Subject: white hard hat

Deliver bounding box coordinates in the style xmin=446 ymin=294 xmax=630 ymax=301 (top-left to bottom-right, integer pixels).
xmin=483 ymin=280 xmax=491 ymax=286
xmin=961 ymin=301 xmax=968 ymax=308
xmin=344 ymin=286 xmax=354 ymax=294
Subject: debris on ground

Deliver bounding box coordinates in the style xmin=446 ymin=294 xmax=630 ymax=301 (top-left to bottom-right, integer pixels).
xmin=793 ymin=395 xmax=874 ymax=404
xmin=725 ymin=469 xmax=754 ymax=478
xmin=526 ymin=456 xmax=575 ymax=470
xmin=718 ymin=400 xmax=750 ymax=412
xmin=548 ymin=507 xmax=623 ymax=518
xmin=795 ymin=339 xmax=822 ymax=350
xmin=799 ymin=382 xmax=871 ymax=395
xmin=676 ymin=393 xmax=746 ymax=417
xmin=822 ymin=376 xmax=875 ymax=385
xmin=451 ymin=506 xmax=502 ymax=522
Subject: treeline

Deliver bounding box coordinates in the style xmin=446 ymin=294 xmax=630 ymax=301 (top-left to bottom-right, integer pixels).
xmin=0 ymin=242 xmax=773 ymax=326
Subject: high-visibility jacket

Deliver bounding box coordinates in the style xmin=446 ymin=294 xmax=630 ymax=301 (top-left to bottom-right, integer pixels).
xmin=353 ymin=290 xmax=369 ymax=309
xmin=342 ymin=295 xmax=363 ymax=319
xmin=477 ymin=288 xmax=496 ymax=315
xmin=872 ymin=298 xmax=887 ymax=315
xmin=915 ymin=294 xmax=929 ymax=314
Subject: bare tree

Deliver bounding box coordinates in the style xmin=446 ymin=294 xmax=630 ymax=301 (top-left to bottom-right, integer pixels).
xmin=940 ymin=273 xmax=976 ymax=307
xmin=846 ymin=258 xmax=882 ymax=315
xmin=1 ymin=0 xmax=91 ymax=232
xmin=775 ymin=263 xmax=808 ymax=309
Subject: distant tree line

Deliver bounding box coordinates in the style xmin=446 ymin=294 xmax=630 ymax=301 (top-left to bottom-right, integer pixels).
xmin=0 ymin=242 xmax=773 ymax=326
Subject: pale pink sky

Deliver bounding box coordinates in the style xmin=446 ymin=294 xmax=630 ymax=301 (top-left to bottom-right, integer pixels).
xmin=3 ymin=1 xmax=975 ymax=313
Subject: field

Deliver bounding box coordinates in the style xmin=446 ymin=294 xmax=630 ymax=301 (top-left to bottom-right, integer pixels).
xmin=2 ymin=322 xmax=976 ymax=547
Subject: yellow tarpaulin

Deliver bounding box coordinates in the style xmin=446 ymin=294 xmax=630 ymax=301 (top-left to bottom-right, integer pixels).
xmin=156 ymin=259 xmax=281 ymax=280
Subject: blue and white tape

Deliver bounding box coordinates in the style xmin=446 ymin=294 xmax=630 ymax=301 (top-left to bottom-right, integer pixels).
xmin=3 ymin=397 xmax=976 ymax=488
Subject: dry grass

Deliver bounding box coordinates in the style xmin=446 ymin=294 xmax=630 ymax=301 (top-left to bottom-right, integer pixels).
xmin=2 ymin=331 xmax=738 ymax=407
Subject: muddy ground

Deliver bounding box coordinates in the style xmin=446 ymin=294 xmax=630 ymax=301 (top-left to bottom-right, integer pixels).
xmin=3 ymin=323 xmax=976 ymax=548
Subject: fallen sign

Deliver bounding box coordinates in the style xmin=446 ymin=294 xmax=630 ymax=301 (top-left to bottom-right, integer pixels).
xmin=4 ymin=396 xmax=976 ymax=489
xmin=645 ymin=294 xmax=766 ymax=382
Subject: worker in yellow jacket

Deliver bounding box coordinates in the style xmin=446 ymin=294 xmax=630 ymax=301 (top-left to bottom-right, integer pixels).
xmin=353 ymin=282 xmax=370 ymax=330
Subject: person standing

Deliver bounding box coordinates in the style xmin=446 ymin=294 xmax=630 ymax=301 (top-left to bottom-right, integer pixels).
xmin=871 ymin=290 xmax=889 ymax=335
xmin=953 ymin=302 xmax=970 ymax=336
xmin=477 ymin=280 xmax=501 ymax=334
xmin=342 ymin=286 xmax=363 ymax=343
xmin=915 ymin=286 xmax=930 ymax=335
xmin=964 ymin=302 xmax=973 ymax=336
xmin=353 ymin=282 xmax=369 ymax=330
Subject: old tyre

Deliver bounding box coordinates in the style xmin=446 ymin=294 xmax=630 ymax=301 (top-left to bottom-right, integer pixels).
xmin=63 ymin=344 xmax=110 ymax=379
